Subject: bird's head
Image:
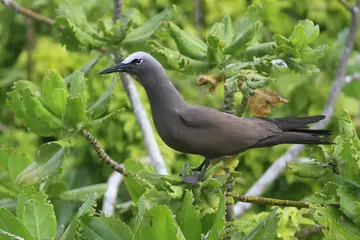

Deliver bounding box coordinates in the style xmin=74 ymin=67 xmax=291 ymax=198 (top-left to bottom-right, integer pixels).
xmin=100 ymin=52 xmax=166 ymax=84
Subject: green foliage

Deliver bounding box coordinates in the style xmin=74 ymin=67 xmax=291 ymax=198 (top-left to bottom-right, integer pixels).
xmin=1 ymin=0 xmax=360 ymax=239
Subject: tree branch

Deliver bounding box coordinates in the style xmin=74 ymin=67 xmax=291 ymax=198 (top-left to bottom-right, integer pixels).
xmin=82 ymin=129 xmax=131 ymax=176
xmin=112 ymin=1 xmax=168 ymax=175
xmin=1 ymin=0 xmax=55 ymax=25
xmin=227 ymin=193 xmax=340 ymax=208
xmin=234 ymin=0 xmax=360 ymax=217
xmin=102 ymin=171 xmax=123 ymax=216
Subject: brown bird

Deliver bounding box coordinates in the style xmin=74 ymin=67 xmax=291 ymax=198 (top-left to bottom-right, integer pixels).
xmin=100 ymin=52 xmax=332 ymax=183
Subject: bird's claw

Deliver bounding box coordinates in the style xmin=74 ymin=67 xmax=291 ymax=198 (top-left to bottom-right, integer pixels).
xmin=182 ymin=174 xmax=201 ymax=184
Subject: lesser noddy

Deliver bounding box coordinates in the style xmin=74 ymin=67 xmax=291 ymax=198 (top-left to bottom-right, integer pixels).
xmin=100 ymin=52 xmax=332 ymax=183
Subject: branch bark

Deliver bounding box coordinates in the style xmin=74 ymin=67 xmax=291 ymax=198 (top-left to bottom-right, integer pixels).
xmin=234 ymin=0 xmax=360 ymax=217
xmin=1 ymin=0 xmax=55 ymax=25
xmin=102 ymin=171 xmax=123 ymax=216
xmin=82 ymin=129 xmax=131 ymax=176
xmin=227 ymin=193 xmax=340 ymax=208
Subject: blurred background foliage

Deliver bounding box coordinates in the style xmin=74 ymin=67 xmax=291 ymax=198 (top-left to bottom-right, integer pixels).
xmin=0 ymin=0 xmax=360 ymax=238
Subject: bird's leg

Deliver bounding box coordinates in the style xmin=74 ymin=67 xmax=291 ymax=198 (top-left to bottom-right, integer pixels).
xmin=191 ymin=159 xmax=207 ymax=172
xmin=183 ymin=158 xmax=210 ymax=184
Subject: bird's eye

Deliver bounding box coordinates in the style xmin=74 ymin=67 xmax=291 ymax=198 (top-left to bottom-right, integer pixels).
xmin=131 ymin=58 xmax=143 ymax=65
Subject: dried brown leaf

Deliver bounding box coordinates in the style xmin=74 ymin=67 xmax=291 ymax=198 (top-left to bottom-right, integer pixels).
xmin=196 ymin=74 xmax=223 ymax=94
xmin=248 ymin=88 xmax=288 ymax=116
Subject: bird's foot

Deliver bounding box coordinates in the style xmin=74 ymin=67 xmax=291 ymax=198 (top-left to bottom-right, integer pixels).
xmin=182 ymin=174 xmax=202 ymax=184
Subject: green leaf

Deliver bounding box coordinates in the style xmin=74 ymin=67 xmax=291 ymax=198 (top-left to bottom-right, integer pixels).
xmin=337 ymin=184 xmax=360 ymax=224
xmin=16 ymin=187 xmax=36 ymax=220
xmin=63 ymin=96 xmax=88 ymax=128
xmin=60 ymin=183 xmax=108 ymax=201
xmin=299 ymin=19 xmax=320 ymax=44
xmin=133 ymin=205 xmax=185 ymax=240
xmin=6 ymin=81 xmax=62 ymax=136
xmin=178 ymin=191 xmax=201 ymax=240
xmin=241 ymin=208 xmax=279 ymax=240
xmin=54 ymin=1 xmax=105 ymax=51
xmin=87 ymin=78 xmax=115 ymax=118
xmin=168 ymin=21 xmax=207 ymax=61
xmin=287 ymin=161 xmax=330 ymax=178
xmin=16 ymin=147 xmax=65 ymax=185
xmin=224 ymin=76 xmax=239 ymax=93
xmin=224 ymin=21 xmax=260 ymax=55
xmin=22 ymin=191 xmax=57 ymax=240
xmin=123 ymin=8 xmax=174 ymax=48
xmin=314 ymin=206 xmax=360 ymax=240
xmin=7 ymin=150 xmax=32 ymax=181
xmin=60 ymin=219 xmax=78 ymax=240
xmin=223 ymin=16 xmax=233 ymax=47
xmin=0 ymin=185 xmax=17 ymax=198
xmin=61 ymin=198 xmax=97 ymax=240
xmin=83 ymin=213 xmax=133 ymax=240
xmin=41 ymin=69 xmax=68 ymax=117
xmin=205 ymin=194 xmax=226 ymax=240
xmin=35 ymin=141 xmax=68 ymax=164
xmin=148 ymin=40 xmax=213 ymax=74
xmin=241 ymin=42 xmax=277 ymax=60
xmin=0 ymin=208 xmax=33 ymax=240
xmin=69 ymin=71 xmax=88 ymax=104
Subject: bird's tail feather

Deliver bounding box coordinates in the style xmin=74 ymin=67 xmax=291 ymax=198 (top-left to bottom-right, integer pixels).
xmin=253 ymin=115 xmax=333 ymax=147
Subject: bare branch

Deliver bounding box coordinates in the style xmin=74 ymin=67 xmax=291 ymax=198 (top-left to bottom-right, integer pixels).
xmin=1 ymin=0 xmax=55 ymax=25
xmin=102 ymin=171 xmax=123 ymax=216
xmin=234 ymin=0 xmax=360 ymax=217
xmin=82 ymin=129 xmax=131 ymax=176
xmin=227 ymin=192 xmax=340 ymax=208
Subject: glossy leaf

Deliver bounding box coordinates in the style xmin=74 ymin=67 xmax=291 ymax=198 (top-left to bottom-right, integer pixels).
xmin=59 ymin=183 xmax=108 ymax=201
xmin=63 ymin=96 xmax=88 ymax=128
xmin=169 ymin=21 xmax=207 ymax=61
xmin=123 ymin=8 xmax=174 ymax=48
xmin=41 ymin=69 xmax=68 ymax=117
xmin=133 ymin=205 xmax=185 ymax=240
xmin=22 ymin=191 xmax=57 ymax=240
xmin=7 ymin=150 xmax=32 ymax=181
xmin=287 ymin=161 xmax=330 ymax=178
xmin=178 ymin=191 xmax=201 ymax=240
xmin=87 ymin=78 xmax=115 ymax=118
xmin=6 ymin=81 xmax=62 ymax=136
xmin=241 ymin=208 xmax=279 ymax=240
xmin=16 ymin=147 xmax=65 ymax=185
xmin=0 ymin=208 xmax=33 ymax=240
xmin=83 ymin=213 xmax=133 ymax=240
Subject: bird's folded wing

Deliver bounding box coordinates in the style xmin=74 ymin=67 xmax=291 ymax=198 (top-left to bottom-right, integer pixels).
xmin=178 ymin=106 xmax=282 ymax=153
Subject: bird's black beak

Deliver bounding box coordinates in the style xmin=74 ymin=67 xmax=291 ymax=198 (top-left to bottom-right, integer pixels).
xmin=100 ymin=63 xmax=127 ymax=75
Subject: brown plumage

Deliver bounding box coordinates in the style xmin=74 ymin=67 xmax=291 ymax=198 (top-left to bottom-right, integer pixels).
xmin=100 ymin=52 xmax=332 ymax=183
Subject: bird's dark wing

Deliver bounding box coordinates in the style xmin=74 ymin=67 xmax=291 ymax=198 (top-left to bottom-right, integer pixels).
xmin=176 ymin=105 xmax=282 ymax=156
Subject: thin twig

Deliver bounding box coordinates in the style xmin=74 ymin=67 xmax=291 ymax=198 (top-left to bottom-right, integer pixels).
xmin=102 ymin=171 xmax=123 ymax=216
xmin=227 ymin=193 xmax=340 ymax=208
xmin=113 ymin=0 xmax=122 ymax=23
xmin=1 ymin=0 xmax=55 ymax=25
xmin=112 ymin=1 xmax=168 ymax=175
xmin=194 ymin=0 xmax=204 ymax=37
xmin=339 ymin=0 xmax=352 ymax=11
xmin=234 ymin=0 xmax=360 ymax=217
xmin=82 ymin=129 xmax=131 ymax=176
xmin=26 ymin=17 xmax=36 ymax=81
